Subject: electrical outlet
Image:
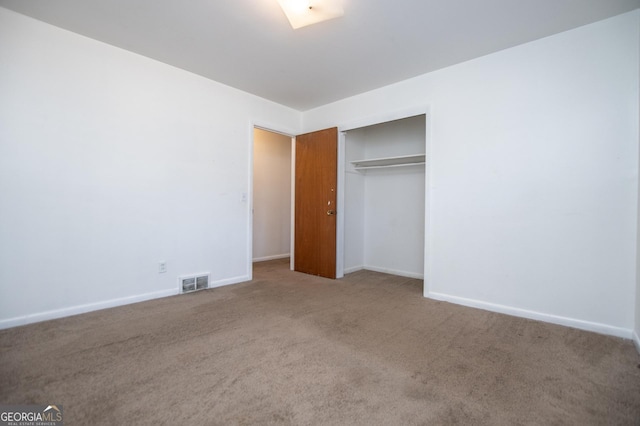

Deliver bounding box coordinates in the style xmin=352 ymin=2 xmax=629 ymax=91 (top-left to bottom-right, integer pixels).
xmin=159 ymin=261 xmax=167 ymax=274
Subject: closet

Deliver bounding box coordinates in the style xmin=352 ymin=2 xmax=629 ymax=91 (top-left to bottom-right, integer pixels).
xmin=343 ymin=114 xmax=426 ymax=279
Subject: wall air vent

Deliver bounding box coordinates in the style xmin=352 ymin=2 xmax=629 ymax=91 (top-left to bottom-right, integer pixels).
xmin=196 ymin=275 xmax=208 ymax=290
xmin=180 ymin=273 xmax=210 ymax=294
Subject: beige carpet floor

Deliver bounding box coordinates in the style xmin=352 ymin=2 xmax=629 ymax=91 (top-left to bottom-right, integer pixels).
xmin=1 ymin=258 xmax=639 ymax=425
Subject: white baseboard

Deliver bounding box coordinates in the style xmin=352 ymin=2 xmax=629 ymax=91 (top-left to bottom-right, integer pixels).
xmin=363 ymin=265 xmax=424 ymax=280
xmin=428 ymin=291 xmax=634 ymax=339
xmin=343 ymin=265 xmax=364 ymax=275
xmin=0 ymin=275 xmax=252 ymax=330
xmin=209 ymin=275 xmax=250 ymax=288
xmin=252 ymin=254 xmax=290 ymax=263
xmin=633 ymin=331 xmax=640 ymax=354
xmin=343 ymin=265 xmax=423 ymax=280
xmin=0 ymin=288 xmax=178 ymax=330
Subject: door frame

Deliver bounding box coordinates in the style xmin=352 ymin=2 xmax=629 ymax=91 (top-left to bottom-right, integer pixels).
xmin=249 ymin=123 xmax=298 ymax=280
xmin=336 ymin=105 xmax=432 ymax=294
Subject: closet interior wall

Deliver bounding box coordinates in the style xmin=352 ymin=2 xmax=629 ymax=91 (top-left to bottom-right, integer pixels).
xmin=344 ymin=115 xmax=426 ymax=279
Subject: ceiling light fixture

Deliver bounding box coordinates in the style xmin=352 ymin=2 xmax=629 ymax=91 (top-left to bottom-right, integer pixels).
xmin=276 ymin=0 xmax=344 ymax=29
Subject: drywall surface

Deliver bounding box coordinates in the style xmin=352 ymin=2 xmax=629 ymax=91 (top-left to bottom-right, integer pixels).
xmin=636 ymin=136 xmax=640 ymax=349
xmin=343 ymin=131 xmax=366 ymax=272
xmin=304 ymin=11 xmax=640 ymax=336
xmin=0 ymin=8 xmax=300 ymax=327
xmin=344 ymin=116 xmax=425 ymax=277
xmin=636 ymin=28 xmax=640 ymax=350
xmin=253 ymin=129 xmax=291 ymax=261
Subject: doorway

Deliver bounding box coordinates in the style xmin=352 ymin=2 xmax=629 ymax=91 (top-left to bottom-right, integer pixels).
xmin=252 ymin=128 xmax=293 ymax=267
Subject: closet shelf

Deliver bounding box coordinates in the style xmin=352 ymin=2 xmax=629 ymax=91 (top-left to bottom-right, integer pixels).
xmin=351 ymin=154 xmax=426 ymax=170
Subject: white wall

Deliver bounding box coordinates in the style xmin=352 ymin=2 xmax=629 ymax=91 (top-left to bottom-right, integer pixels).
xmin=252 ymin=128 xmax=291 ymax=262
xmin=636 ymin=136 xmax=640 ymax=349
xmin=343 ymin=131 xmax=366 ymax=272
xmin=304 ymin=11 xmax=640 ymax=337
xmin=344 ymin=116 xmax=425 ymax=278
xmin=0 ymin=8 xmax=300 ymax=328
xmin=636 ymin=22 xmax=640 ymax=350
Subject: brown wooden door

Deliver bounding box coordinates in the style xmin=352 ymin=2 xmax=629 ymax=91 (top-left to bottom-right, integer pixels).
xmin=295 ymin=127 xmax=337 ymax=278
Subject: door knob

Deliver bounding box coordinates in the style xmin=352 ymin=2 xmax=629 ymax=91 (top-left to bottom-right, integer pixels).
xmin=327 ymin=210 xmax=336 ymax=216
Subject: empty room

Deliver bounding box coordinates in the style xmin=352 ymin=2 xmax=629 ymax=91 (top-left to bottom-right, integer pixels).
xmin=1 ymin=0 xmax=639 ymax=424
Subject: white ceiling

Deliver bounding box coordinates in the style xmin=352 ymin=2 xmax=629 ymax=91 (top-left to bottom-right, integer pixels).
xmin=1 ymin=0 xmax=638 ymax=111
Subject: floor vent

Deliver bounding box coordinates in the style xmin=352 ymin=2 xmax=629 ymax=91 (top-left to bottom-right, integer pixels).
xmin=180 ymin=273 xmax=210 ymax=293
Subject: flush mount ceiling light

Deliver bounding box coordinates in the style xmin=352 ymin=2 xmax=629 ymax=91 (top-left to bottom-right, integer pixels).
xmin=277 ymin=0 xmax=344 ymax=29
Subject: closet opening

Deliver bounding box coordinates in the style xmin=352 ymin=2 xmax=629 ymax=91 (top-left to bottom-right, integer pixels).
xmin=340 ymin=114 xmax=427 ymax=284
